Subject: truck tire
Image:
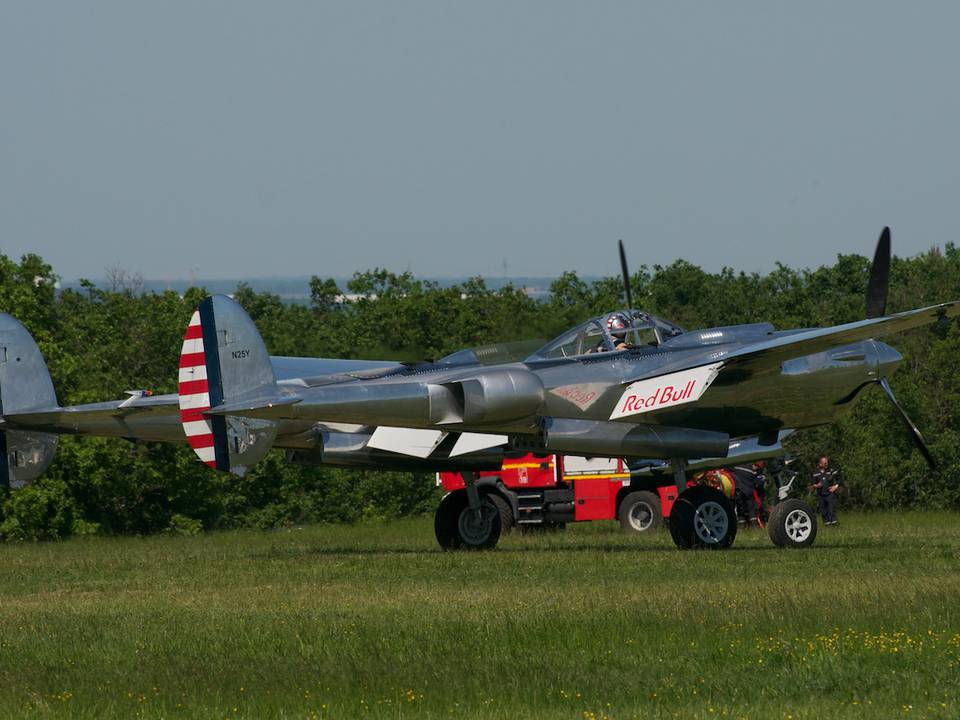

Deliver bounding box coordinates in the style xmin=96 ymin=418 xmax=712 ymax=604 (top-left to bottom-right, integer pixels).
xmin=618 ymin=491 xmax=662 ymax=533
xmin=668 ymin=486 xmax=736 ymax=550
xmin=488 ymin=493 xmax=515 ymax=533
xmin=768 ymin=499 xmax=817 ymax=548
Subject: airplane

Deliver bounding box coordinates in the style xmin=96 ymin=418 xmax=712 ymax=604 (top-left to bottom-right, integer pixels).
xmin=0 ymin=228 xmax=954 ymax=551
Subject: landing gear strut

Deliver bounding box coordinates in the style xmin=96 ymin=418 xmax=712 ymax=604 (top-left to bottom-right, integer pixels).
xmin=667 ymin=457 xmax=737 ymax=549
xmin=434 ymin=472 xmax=502 ymax=550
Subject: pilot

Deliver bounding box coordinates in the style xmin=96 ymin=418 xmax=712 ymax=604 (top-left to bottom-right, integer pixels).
xmin=811 ymin=455 xmax=842 ymax=526
xmin=606 ymin=313 xmax=633 ymax=351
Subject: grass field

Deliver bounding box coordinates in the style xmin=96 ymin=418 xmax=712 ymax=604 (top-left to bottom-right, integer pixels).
xmin=1 ymin=513 xmax=959 ymax=719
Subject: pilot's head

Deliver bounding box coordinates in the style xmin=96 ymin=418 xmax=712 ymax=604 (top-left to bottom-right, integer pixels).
xmin=606 ymin=312 xmax=630 ymax=341
xmin=818 ymin=456 xmax=829 ymax=470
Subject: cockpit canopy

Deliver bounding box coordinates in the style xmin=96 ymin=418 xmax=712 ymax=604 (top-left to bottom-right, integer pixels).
xmin=527 ymin=310 xmax=684 ymax=360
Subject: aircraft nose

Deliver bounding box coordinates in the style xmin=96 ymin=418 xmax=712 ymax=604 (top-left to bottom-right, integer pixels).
xmin=873 ymin=341 xmax=903 ymax=378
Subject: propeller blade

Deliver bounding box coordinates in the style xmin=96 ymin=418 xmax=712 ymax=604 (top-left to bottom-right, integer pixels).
xmin=618 ymin=239 xmax=634 ymax=310
xmin=866 ymin=226 xmax=891 ymax=319
xmin=879 ymin=377 xmax=935 ymax=468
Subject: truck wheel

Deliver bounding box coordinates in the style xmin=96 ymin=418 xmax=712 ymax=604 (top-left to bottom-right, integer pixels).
xmin=618 ymin=491 xmax=662 ymax=533
xmin=669 ymin=486 xmax=736 ymax=550
xmin=488 ymin=493 xmax=515 ymax=533
xmin=768 ymin=499 xmax=817 ymax=548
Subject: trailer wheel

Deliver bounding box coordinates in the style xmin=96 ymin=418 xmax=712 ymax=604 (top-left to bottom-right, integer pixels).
xmin=669 ymin=486 xmax=736 ymax=550
xmin=618 ymin=491 xmax=662 ymax=533
xmin=434 ymin=490 xmax=502 ymax=551
xmin=768 ymin=499 xmax=817 ymax=548
xmin=488 ymin=493 xmax=515 ymax=534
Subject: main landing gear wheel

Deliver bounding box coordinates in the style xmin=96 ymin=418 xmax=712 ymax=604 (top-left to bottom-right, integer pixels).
xmin=669 ymin=486 xmax=737 ymax=549
xmin=618 ymin=491 xmax=663 ymax=533
xmin=434 ymin=490 xmax=502 ymax=550
xmin=767 ymin=499 xmax=817 ymax=548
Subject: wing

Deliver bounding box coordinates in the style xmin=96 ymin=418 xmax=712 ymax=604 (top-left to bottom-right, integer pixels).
xmin=722 ymin=301 xmax=960 ymax=374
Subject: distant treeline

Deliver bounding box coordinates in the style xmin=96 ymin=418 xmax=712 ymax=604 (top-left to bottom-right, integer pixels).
xmin=1 ymin=247 xmax=959 ymax=540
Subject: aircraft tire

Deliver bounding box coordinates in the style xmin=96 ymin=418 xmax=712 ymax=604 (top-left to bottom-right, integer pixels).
xmin=618 ymin=491 xmax=662 ymax=533
xmin=434 ymin=492 xmax=464 ymax=550
xmin=488 ymin=493 xmax=515 ymax=534
xmin=768 ymin=499 xmax=817 ymax=548
xmin=669 ymin=486 xmax=737 ymax=550
xmin=434 ymin=490 xmax=502 ymax=551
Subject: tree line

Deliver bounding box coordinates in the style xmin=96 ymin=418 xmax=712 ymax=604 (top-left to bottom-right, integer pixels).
xmin=1 ymin=245 xmax=958 ymax=539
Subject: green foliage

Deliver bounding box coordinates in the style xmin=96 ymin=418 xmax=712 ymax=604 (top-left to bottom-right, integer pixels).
xmin=164 ymin=513 xmax=203 ymax=536
xmin=0 ymin=246 xmax=959 ymax=540
xmin=0 ymin=478 xmax=78 ymax=540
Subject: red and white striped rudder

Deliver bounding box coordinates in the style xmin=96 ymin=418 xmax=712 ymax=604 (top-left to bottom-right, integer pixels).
xmin=178 ymin=310 xmax=218 ymax=468
xmin=177 ymin=295 xmax=280 ymax=475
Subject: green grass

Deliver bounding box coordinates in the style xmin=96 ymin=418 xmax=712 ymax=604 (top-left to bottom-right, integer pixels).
xmin=1 ymin=513 xmax=959 ymax=719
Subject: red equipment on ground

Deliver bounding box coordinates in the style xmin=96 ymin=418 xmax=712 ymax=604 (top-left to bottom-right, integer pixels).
xmin=438 ymin=453 xmax=679 ymax=533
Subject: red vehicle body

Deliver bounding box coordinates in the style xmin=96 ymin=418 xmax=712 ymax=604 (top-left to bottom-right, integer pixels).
xmin=438 ymin=453 xmax=680 ymax=532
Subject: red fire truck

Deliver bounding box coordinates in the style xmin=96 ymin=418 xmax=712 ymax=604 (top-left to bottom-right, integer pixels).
xmin=438 ymin=453 xmax=680 ymax=533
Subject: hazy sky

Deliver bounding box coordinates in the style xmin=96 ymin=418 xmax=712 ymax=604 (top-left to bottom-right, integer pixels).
xmin=2 ymin=2 xmax=959 ymax=281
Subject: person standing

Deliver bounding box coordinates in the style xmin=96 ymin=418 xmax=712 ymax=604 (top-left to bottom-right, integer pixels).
xmin=732 ymin=464 xmax=761 ymax=526
xmin=812 ymin=456 xmax=842 ymax=526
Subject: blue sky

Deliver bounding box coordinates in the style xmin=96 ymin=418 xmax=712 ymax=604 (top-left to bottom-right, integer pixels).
xmin=2 ymin=2 xmax=959 ymax=280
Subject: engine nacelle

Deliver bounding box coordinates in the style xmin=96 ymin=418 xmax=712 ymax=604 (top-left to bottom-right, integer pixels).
xmin=448 ymin=369 xmax=544 ymax=425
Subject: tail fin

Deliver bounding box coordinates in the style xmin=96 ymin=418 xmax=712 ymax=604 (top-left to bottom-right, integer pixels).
xmin=0 ymin=314 xmax=59 ymax=488
xmin=178 ymin=295 xmax=279 ymax=475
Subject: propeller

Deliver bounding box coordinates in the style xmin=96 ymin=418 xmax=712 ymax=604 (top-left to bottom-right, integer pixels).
xmin=866 ymin=226 xmax=890 ymax=319
xmin=618 ymin=239 xmax=634 ymax=310
xmin=865 ymin=227 xmax=936 ymax=467
xmin=879 ymin=378 xmax=935 ymax=468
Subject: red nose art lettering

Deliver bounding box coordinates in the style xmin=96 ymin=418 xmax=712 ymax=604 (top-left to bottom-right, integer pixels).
xmin=609 ymin=363 xmax=723 ymax=420
xmin=667 ymin=380 xmax=694 ymax=403
xmin=644 ymin=387 xmax=662 ymax=408
xmin=658 ymin=385 xmax=674 ymax=405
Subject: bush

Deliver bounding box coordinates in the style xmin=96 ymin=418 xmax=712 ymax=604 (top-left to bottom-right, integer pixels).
xmin=164 ymin=514 xmax=203 ymax=536
xmin=0 ymin=479 xmax=79 ymax=541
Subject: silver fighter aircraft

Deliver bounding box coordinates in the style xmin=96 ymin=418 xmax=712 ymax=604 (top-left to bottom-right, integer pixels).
xmin=1 ymin=229 xmax=955 ymax=550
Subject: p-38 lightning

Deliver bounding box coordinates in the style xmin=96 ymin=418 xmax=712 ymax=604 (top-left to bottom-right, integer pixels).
xmin=0 ymin=228 xmax=954 ymax=550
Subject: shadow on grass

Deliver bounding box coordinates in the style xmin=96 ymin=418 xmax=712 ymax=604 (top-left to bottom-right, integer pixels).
xmin=258 ymin=537 xmax=890 ymax=559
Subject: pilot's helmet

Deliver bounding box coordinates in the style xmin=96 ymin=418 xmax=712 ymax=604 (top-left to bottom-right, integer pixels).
xmin=606 ymin=312 xmax=630 ymax=339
